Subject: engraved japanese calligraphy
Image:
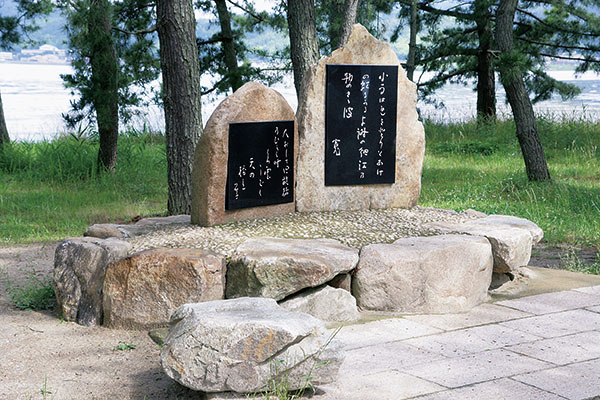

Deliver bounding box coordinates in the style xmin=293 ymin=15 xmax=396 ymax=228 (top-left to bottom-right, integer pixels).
xmin=324 ymin=64 xmax=398 ymax=186
xmin=226 ymin=120 xmax=294 ymax=210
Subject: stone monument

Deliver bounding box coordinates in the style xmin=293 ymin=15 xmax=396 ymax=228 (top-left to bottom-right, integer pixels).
xmin=296 ymin=24 xmax=425 ymax=212
xmin=191 ymin=82 xmax=298 ymax=226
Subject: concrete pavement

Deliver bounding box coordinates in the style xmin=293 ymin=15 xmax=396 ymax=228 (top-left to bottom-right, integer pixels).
xmin=319 ymin=280 xmax=600 ymax=399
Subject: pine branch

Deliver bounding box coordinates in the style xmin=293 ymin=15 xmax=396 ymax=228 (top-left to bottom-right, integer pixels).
xmin=226 ymin=0 xmax=265 ymax=22
xmin=518 ymin=37 xmax=600 ymax=52
xmin=112 ymin=26 xmax=157 ymax=36
xmin=540 ymin=52 xmax=600 ymax=63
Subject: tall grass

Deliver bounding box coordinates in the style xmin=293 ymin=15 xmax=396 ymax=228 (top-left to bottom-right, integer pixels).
xmin=0 ymin=129 xmax=167 ymax=244
xmin=421 ymin=113 xmax=600 ymax=246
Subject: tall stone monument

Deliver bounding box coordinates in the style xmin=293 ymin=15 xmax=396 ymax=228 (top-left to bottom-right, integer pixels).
xmin=296 ymin=24 xmax=425 ymax=212
xmin=191 ymin=82 xmax=297 ymax=226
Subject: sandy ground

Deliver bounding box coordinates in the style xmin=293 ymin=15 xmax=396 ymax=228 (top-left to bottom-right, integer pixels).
xmin=0 ymin=241 xmax=598 ymax=400
xmin=0 ymin=242 xmax=200 ymax=400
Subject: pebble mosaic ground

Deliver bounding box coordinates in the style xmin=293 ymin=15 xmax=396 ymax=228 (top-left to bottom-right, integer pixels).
xmin=129 ymin=207 xmax=481 ymax=256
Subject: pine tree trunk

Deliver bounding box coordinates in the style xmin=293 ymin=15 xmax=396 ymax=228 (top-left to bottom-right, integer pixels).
xmin=0 ymin=89 xmax=9 ymax=147
xmin=406 ymin=0 xmax=418 ymax=81
xmin=214 ymin=0 xmax=242 ymax=92
xmin=157 ymin=0 xmax=203 ymax=214
xmin=476 ymin=18 xmax=496 ymax=120
xmin=89 ymin=0 xmax=119 ymax=172
xmin=287 ymin=0 xmax=320 ymax=100
xmin=496 ymin=0 xmax=551 ymax=181
xmin=338 ymin=0 xmax=360 ymax=48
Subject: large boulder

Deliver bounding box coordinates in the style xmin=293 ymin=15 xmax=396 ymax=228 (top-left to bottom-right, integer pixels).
xmin=296 ymin=24 xmax=425 ymax=212
xmin=160 ymin=298 xmax=343 ymax=393
xmin=279 ymin=285 xmax=360 ymax=324
xmin=226 ymin=237 xmax=359 ymax=301
xmin=426 ymin=217 xmax=535 ymax=273
xmin=190 ymin=82 xmax=297 ymax=226
xmin=53 ymin=237 xmax=131 ymax=326
xmin=353 ymin=234 xmax=493 ymax=313
xmin=470 ymin=214 xmax=544 ymax=245
xmin=102 ymin=248 xmax=226 ymax=329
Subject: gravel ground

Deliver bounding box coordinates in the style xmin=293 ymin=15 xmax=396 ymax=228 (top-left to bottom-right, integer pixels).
xmin=129 ymin=206 xmax=482 ymax=255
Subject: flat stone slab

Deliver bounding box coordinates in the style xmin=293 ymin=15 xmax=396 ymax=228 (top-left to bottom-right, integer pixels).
xmin=226 ymin=237 xmax=358 ymax=300
xmin=103 ymin=248 xmax=226 ymax=329
xmin=513 ymin=358 xmax=600 ymax=400
xmin=506 ymin=331 xmax=600 ymax=365
xmin=471 ymin=214 xmax=544 ymax=245
xmin=403 ymin=303 xmax=533 ymax=331
xmin=402 ymin=348 xmax=551 ymax=388
xmin=84 ymin=215 xmax=191 ymax=239
xmin=353 ymin=234 xmax=493 ymax=313
xmin=496 ymin=289 xmax=600 ymax=315
xmin=574 ymin=284 xmax=600 ymax=296
xmin=333 ymin=318 xmax=442 ymax=350
xmin=404 ymin=324 xmax=541 ymax=358
xmin=320 ymin=370 xmax=445 ymax=399
xmin=161 ymin=298 xmax=343 ymax=394
xmin=500 ymin=309 xmax=600 ymax=338
xmin=417 ymin=378 xmax=564 ymax=400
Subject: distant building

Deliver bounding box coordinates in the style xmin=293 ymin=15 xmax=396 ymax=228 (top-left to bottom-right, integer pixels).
xmin=0 ymin=51 xmax=13 ymax=61
xmin=18 ymin=44 xmax=68 ymax=63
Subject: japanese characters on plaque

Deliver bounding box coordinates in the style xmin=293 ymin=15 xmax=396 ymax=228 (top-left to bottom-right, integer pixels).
xmin=225 ymin=120 xmax=294 ymax=210
xmin=325 ymin=64 xmax=398 ymax=186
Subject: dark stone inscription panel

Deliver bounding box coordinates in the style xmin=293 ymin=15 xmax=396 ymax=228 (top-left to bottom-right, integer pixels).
xmin=325 ymin=64 xmax=398 ymax=186
xmin=226 ymin=120 xmax=294 ymax=210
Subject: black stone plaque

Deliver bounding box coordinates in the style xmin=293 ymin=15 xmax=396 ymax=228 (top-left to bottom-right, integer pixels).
xmin=325 ymin=64 xmax=398 ymax=186
xmin=226 ymin=120 xmax=294 ymax=210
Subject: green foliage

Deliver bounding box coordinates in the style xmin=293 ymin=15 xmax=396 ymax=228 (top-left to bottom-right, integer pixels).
xmin=59 ymin=0 xmax=160 ymax=128
xmin=421 ymin=114 xmax=600 ymax=246
xmin=559 ymin=249 xmax=600 ymax=275
xmin=4 ymin=269 xmax=55 ymax=311
xmin=0 ymin=130 xmax=167 ymax=244
xmin=114 ymin=341 xmax=137 ymax=351
xmin=196 ymin=0 xmax=288 ymax=96
xmin=0 ymin=0 xmax=53 ymax=50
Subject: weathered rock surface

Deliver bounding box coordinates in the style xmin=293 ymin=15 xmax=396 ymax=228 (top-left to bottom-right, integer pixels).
xmin=226 ymin=237 xmax=359 ymax=301
xmin=296 ymin=24 xmax=425 ymax=212
xmin=84 ymin=215 xmax=191 ymax=239
xmin=280 ymin=285 xmax=360 ymax=324
xmin=103 ymin=248 xmax=225 ymax=329
xmin=328 ymin=273 xmax=352 ymax=292
xmin=191 ymin=82 xmax=297 ymax=226
xmin=160 ymin=298 xmax=343 ymax=393
xmin=426 ymin=219 xmax=534 ymax=273
xmin=53 ymin=237 xmax=131 ymax=326
xmin=353 ymin=234 xmax=493 ymax=313
xmin=470 ymin=214 xmax=544 ymax=245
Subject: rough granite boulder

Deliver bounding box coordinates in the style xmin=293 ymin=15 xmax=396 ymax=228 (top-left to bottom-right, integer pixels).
xmin=53 ymin=237 xmax=131 ymax=326
xmin=226 ymin=237 xmax=359 ymax=301
xmin=191 ymin=82 xmax=297 ymax=226
xmin=160 ymin=298 xmax=343 ymax=393
xmin=469 ymin=214 xmax=544 ymax=245
xmin=296 ymin=24 xmax=425 ymax=212
xmin=425 ymin=217 xmax=535 ymax=273
xmin=279 ymin=285 xmax=360 ymax=324
xmin=353 ymin=234 xmax=493 ymax=313
xmin=103 ymin=248 xmax=226 ymax=329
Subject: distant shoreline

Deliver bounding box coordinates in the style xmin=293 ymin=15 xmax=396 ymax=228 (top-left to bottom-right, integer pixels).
xmin=0 ymin=59 xmax=70 ymax=66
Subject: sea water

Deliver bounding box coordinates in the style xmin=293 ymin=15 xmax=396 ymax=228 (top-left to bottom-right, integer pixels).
xmin=1 ymin=62 xmax=599 ymax=142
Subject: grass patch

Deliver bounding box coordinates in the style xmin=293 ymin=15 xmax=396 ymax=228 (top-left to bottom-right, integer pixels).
xmin=1 ymin=114 xmax=599 ymax=248
xmin=421 ymin=114 xmax=600 ymax=247
xmin=5 ymin=269 xmax=56 ymax=311
xmin=0 ymin=129 xmax=167 ymax=244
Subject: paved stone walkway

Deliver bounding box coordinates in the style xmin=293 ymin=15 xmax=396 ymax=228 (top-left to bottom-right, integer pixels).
xmin=319 ymin=285 xmax=600 ymax=400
